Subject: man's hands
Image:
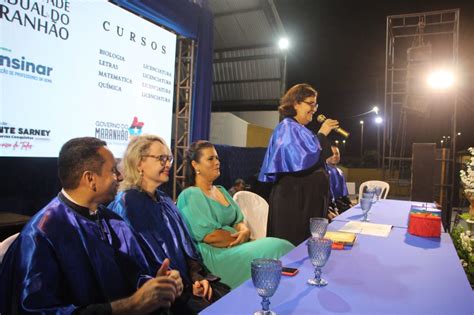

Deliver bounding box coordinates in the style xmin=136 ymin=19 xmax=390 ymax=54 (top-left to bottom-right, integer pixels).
xmin=318 ymin=119 xmax=339 ymax=136
xmin=166 ymin=269 xmax=184 ymax=297
xmin=112 ymin=258 xmax=183 ymax=314
xmin=192 ymin=279 xmax=213 ymax=300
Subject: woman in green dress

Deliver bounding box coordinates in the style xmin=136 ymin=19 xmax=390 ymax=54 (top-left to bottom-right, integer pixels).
xmin=177 ymin=141 xmax=294 ymax=289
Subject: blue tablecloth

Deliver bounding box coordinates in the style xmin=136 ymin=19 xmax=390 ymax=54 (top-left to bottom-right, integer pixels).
xmin=334 ymin=199 xmax=414 ymax=228
xmin=201 ymin=203 xmax=473 ymax=315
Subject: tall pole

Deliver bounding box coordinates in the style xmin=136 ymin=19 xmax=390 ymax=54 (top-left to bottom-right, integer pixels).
xmin=447 ymin=9 xmax=460 ymax=231
xmin=377 ymin=124 xmax=381 ymax=168
xmin=280 ymin=53 xmax=287 ymax=96
xmin=360 ymin=120 xmax=364 ymax=158
xmin=448 ymin=92 xmax=458 ymax=231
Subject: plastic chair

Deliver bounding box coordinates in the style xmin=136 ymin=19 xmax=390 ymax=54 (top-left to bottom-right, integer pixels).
xmin=0 ymin=233 xmax=19 ymax=264
xmin=346 ymin=182 xmax=358 ymax=204
xmin=233 ymin=191 xmax=268 ymax=240
xmin=359 ymin=180 xmax=390 ymax=200
xmin=346 ymin=182 xmax=356 ymax=196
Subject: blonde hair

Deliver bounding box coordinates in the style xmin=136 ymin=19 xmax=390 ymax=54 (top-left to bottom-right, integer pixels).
xmin=119 ymin=134 xmax=168 ymax=191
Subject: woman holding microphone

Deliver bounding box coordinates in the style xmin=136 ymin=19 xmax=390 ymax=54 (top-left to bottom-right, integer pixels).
xmin=259 ymin=83 xmax=339 ymax=245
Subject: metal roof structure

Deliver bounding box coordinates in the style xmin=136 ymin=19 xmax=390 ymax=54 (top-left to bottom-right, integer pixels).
xmin=208 ymin=0 xmax=287 ymax=111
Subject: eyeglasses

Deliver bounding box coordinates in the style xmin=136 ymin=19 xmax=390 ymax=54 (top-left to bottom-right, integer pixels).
xmin=302 ymin=100 xmax=318 ymax=110
xmin=143 ymin=154 xmax=174 ymax=165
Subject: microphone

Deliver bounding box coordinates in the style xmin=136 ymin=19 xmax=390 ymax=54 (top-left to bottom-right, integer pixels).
xmin=316 ymin=114 xmax=350 ymax=138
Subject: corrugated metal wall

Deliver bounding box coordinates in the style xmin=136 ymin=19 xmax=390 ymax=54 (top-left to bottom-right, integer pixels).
xmin=209 ymin=0 xmax=286 ymax=110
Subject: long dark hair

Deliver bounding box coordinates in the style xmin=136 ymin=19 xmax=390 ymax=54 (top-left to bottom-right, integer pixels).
xmin=184 ymin=140 xmax=215 ymax=187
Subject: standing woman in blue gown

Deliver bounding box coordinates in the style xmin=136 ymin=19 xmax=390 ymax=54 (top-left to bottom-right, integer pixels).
xmin=109 ymin=135 xmax=229 ymax=314
xmin=259 ymin=83 xmax=339 ymax=246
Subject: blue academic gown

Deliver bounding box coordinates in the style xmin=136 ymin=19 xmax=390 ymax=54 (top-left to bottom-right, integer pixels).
xmin=0 ymin=194 xmax=153 ymax=314
xmin=327 ymin=164 xmax=349 ymax=202
xmin=109 ymin=189 xmax=202 ymax=284
xmin=258 ymin=117 xmax=322 ymax=182
xmin=258 ymin=117 xmax=333 ymax=245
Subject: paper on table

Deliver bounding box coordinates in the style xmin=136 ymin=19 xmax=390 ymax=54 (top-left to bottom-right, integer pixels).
xmin=339 ymin=221 xmax=392 ymax=237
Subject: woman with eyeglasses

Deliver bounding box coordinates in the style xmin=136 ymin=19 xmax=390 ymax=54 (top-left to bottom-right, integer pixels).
xmin=176 ymin=140 xmax=294 ymax=289
xmin=109 ymin=135 xmax=229 ymax=314
xmin=258 ymin=83 xmax=340 ymax=246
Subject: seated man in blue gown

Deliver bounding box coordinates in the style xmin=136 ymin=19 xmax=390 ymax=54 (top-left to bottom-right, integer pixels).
xmin=327 ymin=145 xmax=353 ymax=213
xmin=0 ymin=137 xmax=184 ymax=314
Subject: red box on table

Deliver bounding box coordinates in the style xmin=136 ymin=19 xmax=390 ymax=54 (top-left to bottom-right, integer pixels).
xmin=408 ymin=207 xmax=441 ymax=238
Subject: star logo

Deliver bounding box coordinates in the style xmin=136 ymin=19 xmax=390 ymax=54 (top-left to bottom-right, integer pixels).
xmin=129 ymin=117 xmax=144 ymax=136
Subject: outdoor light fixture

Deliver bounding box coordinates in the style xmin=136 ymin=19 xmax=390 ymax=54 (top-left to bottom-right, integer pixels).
xmin=375 ymin=116 xmax=383 ymax=124
xmin=372 ymin=106 xmax=379 ymax=114
xmin=335 ymin=140 xmax=339 ymax=145
xmin=278 ymin=37 xmax=289 ymax=50
xmin=457 ymin=132 xmax=461 ymax=136
xmin=342 ymin=140 xmax=346 ymax=144
xmin=427 ymin=69 xmax=454 ymax=89
xmin=360 ymin=120 xmax=364 ymax=125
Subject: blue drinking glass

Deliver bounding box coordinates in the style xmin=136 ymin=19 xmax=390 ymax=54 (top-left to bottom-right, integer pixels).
xmin=251 ymin=258 xmax=282 ymax=315
xmin=309 ymin=217 xmax=329 ymax=238
xmin=360 ymin=197 xmax=372 ymax=221
xmin=307 ymin=237 xmax=332 ymax=286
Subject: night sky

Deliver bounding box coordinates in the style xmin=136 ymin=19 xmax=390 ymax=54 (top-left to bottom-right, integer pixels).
xmin=275 ymin=0 xmax=474 ymax=157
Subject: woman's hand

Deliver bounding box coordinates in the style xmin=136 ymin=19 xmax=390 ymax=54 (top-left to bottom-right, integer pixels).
xmin=328 ymin=209 xmax=339 ymax=220
xmin=192 ymin=279 xmax=213 ymax=300
xmin=203 ymin=229 xmax=236 ymax=248
xmin=203 ymin=222 xmax=251 ymax=248
xmin=228 ymin=229 xmax=250 ymax=247
xmin=318 ymin=119 xmax=339 ymax=136
xmin=229 ymin=222 xmax=251 ymax=247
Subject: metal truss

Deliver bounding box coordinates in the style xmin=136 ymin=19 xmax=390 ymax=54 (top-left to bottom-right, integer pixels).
xmin=173 ymin=37 xmax=195 ymax=199
xmin=383 ymin=9 xmax=459 ymax=229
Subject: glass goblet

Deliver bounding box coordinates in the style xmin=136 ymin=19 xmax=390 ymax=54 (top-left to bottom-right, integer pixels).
xmin=251 ymin=258 xmax=282 ymax=315
xmin=363 ymin=192 xmax=374 ymax=199
xmin=375 ymin=186 xmax=383 ymax=202
xmin=309 ymin=217 xmax=329 ymax=238
xmin=360 ymin=197 xmax=372 ymax=221
xmin=363 ymin=192 xmax=375 ymax=205
xmin=307 ymin=237 xmax=332 ymax=286
xmin=365 ymin=186 xmax=376 ymax=194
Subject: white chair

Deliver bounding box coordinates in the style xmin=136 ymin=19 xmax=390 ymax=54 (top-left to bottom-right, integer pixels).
xmin=346 ymin=182 xmax=358 ymax=204
xmin=346 ymin=182 xmax=356 ymax=196
xmin=233 ymin=191 xmax=268 ymax=240
xmin=359 ymin=180 xmax=390 ymax=200
xmin=0 ymin=233 xmax=19 ymax=264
